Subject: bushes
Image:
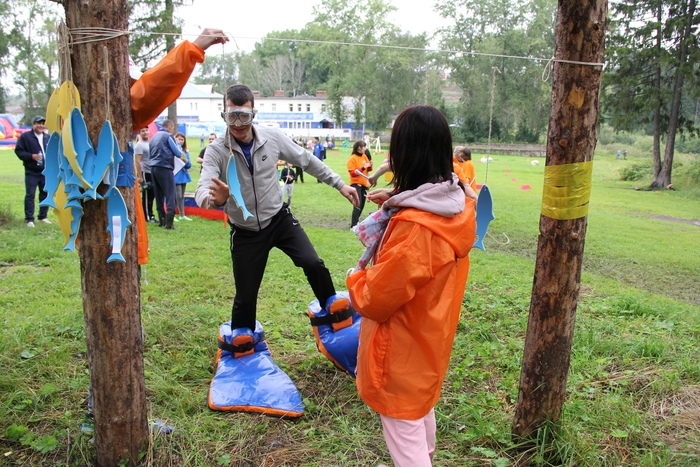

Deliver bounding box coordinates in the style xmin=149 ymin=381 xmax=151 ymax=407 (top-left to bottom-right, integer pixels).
xmin=620 ymin=161 xmax=653 ymax=181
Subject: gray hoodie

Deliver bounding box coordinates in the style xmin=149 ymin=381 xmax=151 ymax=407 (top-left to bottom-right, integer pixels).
xmin=195 ymin=126 xmax=346 ymax=231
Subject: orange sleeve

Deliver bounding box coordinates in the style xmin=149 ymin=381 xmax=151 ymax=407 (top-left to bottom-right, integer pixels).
xmin=453 ymin=161 xmax=467 ymax=184
xmin=133 ymin=178 xmax=149 ymax=265
xmin=463 ymin=160 xmax=476 ymax=188
xmin=130 ymin=41 xmax=205 ymax=132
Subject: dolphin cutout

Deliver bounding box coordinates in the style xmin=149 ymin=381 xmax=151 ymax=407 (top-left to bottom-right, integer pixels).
xmin=106 ymin=186 xmax=131 ymax=262
xmin=226 ymin=155 xmax=253 ymax=220
xmin=40 ymin=132 xmax=61 ymax=209
xmin=473 ymin=185 xmax=495 ymax=251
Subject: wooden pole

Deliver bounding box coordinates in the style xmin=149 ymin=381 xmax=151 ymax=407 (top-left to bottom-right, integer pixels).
xmin=512 ymin=0 xmax=607 ymax=438
xmin=63 ymin=1 xmax=148 ymax=465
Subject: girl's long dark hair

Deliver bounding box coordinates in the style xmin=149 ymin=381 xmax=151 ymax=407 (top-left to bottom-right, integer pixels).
xmin=389 ymin=105 xmax=453 ymax=193
xmin=352 ymin=140 xmax=366 ymax=155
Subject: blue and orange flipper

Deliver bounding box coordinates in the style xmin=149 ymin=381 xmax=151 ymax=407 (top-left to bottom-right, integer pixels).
xmin=208 ymin=321 xmax=304 ymax=418
xmin=306 ymin=291 xmax=361 ymax=377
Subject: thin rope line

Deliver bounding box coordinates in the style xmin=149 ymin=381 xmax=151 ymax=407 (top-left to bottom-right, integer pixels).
xmin=67 ymin=27 xmax=606 ymax=68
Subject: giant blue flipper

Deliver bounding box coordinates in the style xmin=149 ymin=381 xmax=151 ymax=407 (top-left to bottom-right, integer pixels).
xmin=474 ymin=185 xmax=495 ymax=251
xmin=40 ymin=132 xmax=61 ymax=209
xmin=306 ymin=291 xmax=361 ymax=377
xmin=208 ymin=321 xmax=303 ymax=418
xmin=226 ymin=156 xmax=253 ymax=220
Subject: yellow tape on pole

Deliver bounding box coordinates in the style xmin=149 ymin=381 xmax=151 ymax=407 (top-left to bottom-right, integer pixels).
xmin=541 ymin=160 xmax=593 ymax=220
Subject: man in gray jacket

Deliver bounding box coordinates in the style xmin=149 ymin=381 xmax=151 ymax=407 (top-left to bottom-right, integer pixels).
xmin=195 ymin=84 xmax=359 ymax=353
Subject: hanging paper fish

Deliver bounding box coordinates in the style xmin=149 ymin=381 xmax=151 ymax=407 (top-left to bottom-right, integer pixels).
xmin=52 ymin=181 xmax=74 ymax=248
xmin=64 ymin=205 xmax=84 ymax=253
xmin=70 ymin=107 xmax=93 ymax=189
xmin=227 ymin=155 xmax=253 ymax=220
xmin=105 ymin=186 xmax=131 ymax=262
xmin=45 ymin=88 xmax=62 ymax=135
xmin=473 ymin=185 xmax=495 ymax=251
xmin=40 ymin=132 xmax=62 ymax=209
xmin=61 ymin=108 xmax=85 ymax=189
xmin=56 ymin=80 xmax=81 ymax=122
xmin=83 ymin=121 xmax=114 ymax=200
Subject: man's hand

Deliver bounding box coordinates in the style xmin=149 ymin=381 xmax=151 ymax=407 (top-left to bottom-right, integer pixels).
xmin=193 ymin=28 xmax=229 ymax=51
xmin=209 ymin=177 xmax=231 ymax=207
xmin=340 ymin=184 xmax=359 ymax=207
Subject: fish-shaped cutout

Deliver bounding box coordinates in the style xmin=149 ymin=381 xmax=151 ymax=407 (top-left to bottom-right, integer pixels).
xmin=64 ymin=205 xmax=84 ymax=253
xmin=45 ymin=88 xmax=62 ymax=134
xmin=105 ymin=133 xmax=123 ymax=190
xmin=61 ymin=108 xmax=86 ymax=188
xmin=80 ymin=148 xmax=97 ymax=200
xmin=226 ymin=155 xmax=253 ymax=220
xmin=473 ymin=185 xmax=495 ymax=251
xmin=52 ymin=181 xmax=74 ymax=247
xmin=40 ymin=132 xmax=62 ymax=209
xmin=106 ymin=186 xmax=132 ymax=262
xmin=83 ymin=120 xmax=114 ymax=200
xmin=70 ymin=108 xmax=93 ymax=189
xmin=56 ymin=80 xmax=81 ymax=122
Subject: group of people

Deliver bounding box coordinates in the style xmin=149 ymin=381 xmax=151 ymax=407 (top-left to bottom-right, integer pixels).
xmin=134 ymin=120 xmax=192 ymax=229
xmin=15 ymin=25 xmax=477 ymax=465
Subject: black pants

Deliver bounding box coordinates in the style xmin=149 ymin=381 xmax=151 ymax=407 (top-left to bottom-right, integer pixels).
xmin=142 ymin=172 xmax=155 ymax=220
xmin=230 ymin=205 xmax=336 ymax=331
xmin=350 ymin=184 xmax=367 ymax=227
xmin=151 ymin=166 xmax=176 ymax=219
xmin=294 ymin=166 xmax=304 ymax=183
xmin=24 ymin=171 xmax=48 ymax=222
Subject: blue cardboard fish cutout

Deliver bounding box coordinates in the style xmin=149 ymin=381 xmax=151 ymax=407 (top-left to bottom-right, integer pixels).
xmin=226 ymin=155 xmax=253 ymax=220
xmin=64 ymin=205 xmax=84 ymax=252
xmin=83 ymin=121 xmax=114 ymax=200
xmin=474 ymin=185 xmax=495 ymax=251
xmin=70 ymin=107 xmax=93 ymax=189
xmin=40 ymin=132 xmax=62 ymax=209
xmin=105 ymin=186 xmax=131 ymax=262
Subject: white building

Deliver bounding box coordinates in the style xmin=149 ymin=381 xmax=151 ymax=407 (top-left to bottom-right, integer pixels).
xmin=160 ymin=86 xmax=360 ymax=140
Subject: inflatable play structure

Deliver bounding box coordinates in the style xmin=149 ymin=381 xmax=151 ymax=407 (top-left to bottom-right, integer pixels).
xmin=0 ymin=114 xmax=29 ymax=148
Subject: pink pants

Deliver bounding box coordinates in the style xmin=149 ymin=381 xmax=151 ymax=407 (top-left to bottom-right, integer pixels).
xmin=380 ymin=408 xmax=436 ymax=467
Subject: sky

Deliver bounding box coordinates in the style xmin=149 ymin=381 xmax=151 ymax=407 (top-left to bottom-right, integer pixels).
xmin=178 ymin=0 xmax=448 ymax=54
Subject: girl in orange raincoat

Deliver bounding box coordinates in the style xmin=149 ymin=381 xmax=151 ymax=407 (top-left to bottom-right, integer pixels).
xmin=347 ymin=105 xmax=476 ymax=467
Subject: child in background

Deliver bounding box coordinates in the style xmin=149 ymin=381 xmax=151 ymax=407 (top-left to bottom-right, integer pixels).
xmin=346 ymin=105 xmax=476 ymax=467
xmin=346 ymin=140 xmax=372 ymax=227
xmin=174 ymin=132 xmax=192 ymax=221
xmin=454 ymin=146 xmax=476 ymax=190
xmin=280 ymin=162 xmax=296 ymax=205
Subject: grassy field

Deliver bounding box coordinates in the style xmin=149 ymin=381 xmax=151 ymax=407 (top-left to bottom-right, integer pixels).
xmin=0 ymin=142 xmax=699 ymax=466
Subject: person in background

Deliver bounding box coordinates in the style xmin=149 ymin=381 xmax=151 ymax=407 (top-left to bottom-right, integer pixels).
xmin=15 ymin=116 xmax=51 ymax=227
xmin=347 ymin=140 xmax=372 ymax=228
xmin=347 ymin=105 xmax=476 ymax=467
xmin=134 ymin=127 xmax=156 ymax=223
xmin=149 ymin=119 xmax=185 ymax=229
xmin=197 ymin=132 xmax=217 ymax=168
xmin=174 ymin=132 xmax=193 ymax=222
xmin=453 ymin=146 xmax=476 ymax=190
xmin=195 ymin=84 xmax=359 ymax=350
xmin=280 ymin=162 xmax=296 ymax=205
xmin=313 ymin=136 xmax=325 ymax=183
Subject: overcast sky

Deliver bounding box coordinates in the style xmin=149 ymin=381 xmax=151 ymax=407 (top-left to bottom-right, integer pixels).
xmin=178 ymin=0 xmax=448 ymax=53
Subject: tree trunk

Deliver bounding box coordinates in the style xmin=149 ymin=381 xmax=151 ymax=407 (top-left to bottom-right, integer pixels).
xmin=651 ymin=0 xmax=696 ymax=189
xmin=165 ymin=0 xmax=178 ymax=127
xmin=512 ymin=0 xmax=606 ymax=439
xmin=63 ymin=1 xmax=148 ymax=465
xmin=651 ymin=2 xmax=663 ymax=181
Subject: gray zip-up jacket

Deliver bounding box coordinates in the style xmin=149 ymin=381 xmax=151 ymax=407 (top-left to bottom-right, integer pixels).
xmin=195 ymin=125 xmax=346 ymax=231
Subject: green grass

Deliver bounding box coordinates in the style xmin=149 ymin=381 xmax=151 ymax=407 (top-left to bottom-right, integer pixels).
xmin=0 ymin=144 xmax=699 ymax=466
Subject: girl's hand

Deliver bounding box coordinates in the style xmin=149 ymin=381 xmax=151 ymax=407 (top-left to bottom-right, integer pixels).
xmin=367 ymin=188 xmax=392 ymax=205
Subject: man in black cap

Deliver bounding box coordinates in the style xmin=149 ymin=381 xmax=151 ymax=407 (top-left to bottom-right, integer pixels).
xmin=15 ymin=116 xmax=51 ymax=227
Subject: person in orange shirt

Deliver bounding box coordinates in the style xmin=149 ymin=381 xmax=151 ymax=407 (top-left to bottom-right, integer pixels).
xmin=347 ymin=140 xmax=372 ymax=227
xmin=453 ymin=145 xmax=476 ymax=190
xmin=347 ymin=106 xmax=476 ymax=467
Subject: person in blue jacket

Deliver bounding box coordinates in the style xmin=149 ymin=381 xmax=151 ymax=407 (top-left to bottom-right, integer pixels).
xmin=14 ymin=116 xmax=51 ymax=227
xmin=174 ymin=132 xmax=193 ymax=222
xmin=149 ymin=119 xmax=186 ymax=229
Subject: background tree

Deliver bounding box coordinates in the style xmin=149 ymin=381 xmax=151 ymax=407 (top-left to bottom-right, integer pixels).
xmin=7 ymin=0 xmax=59 ymax=123
xmin=436 ymin=0 xmax=555 ymax=143
xmin=604 ymin=0 xmax=699 ymax=188
xmin=193 ymin=52 xmax=240 ymax=94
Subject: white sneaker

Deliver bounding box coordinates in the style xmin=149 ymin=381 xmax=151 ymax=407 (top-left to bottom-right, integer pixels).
xmin=40 ymin=218 xmax=52 ymax=224
xmin=27 ymin=221 xmax=35 ymax=228
xmin=181 ymin=215 xmax=192 ymax=221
